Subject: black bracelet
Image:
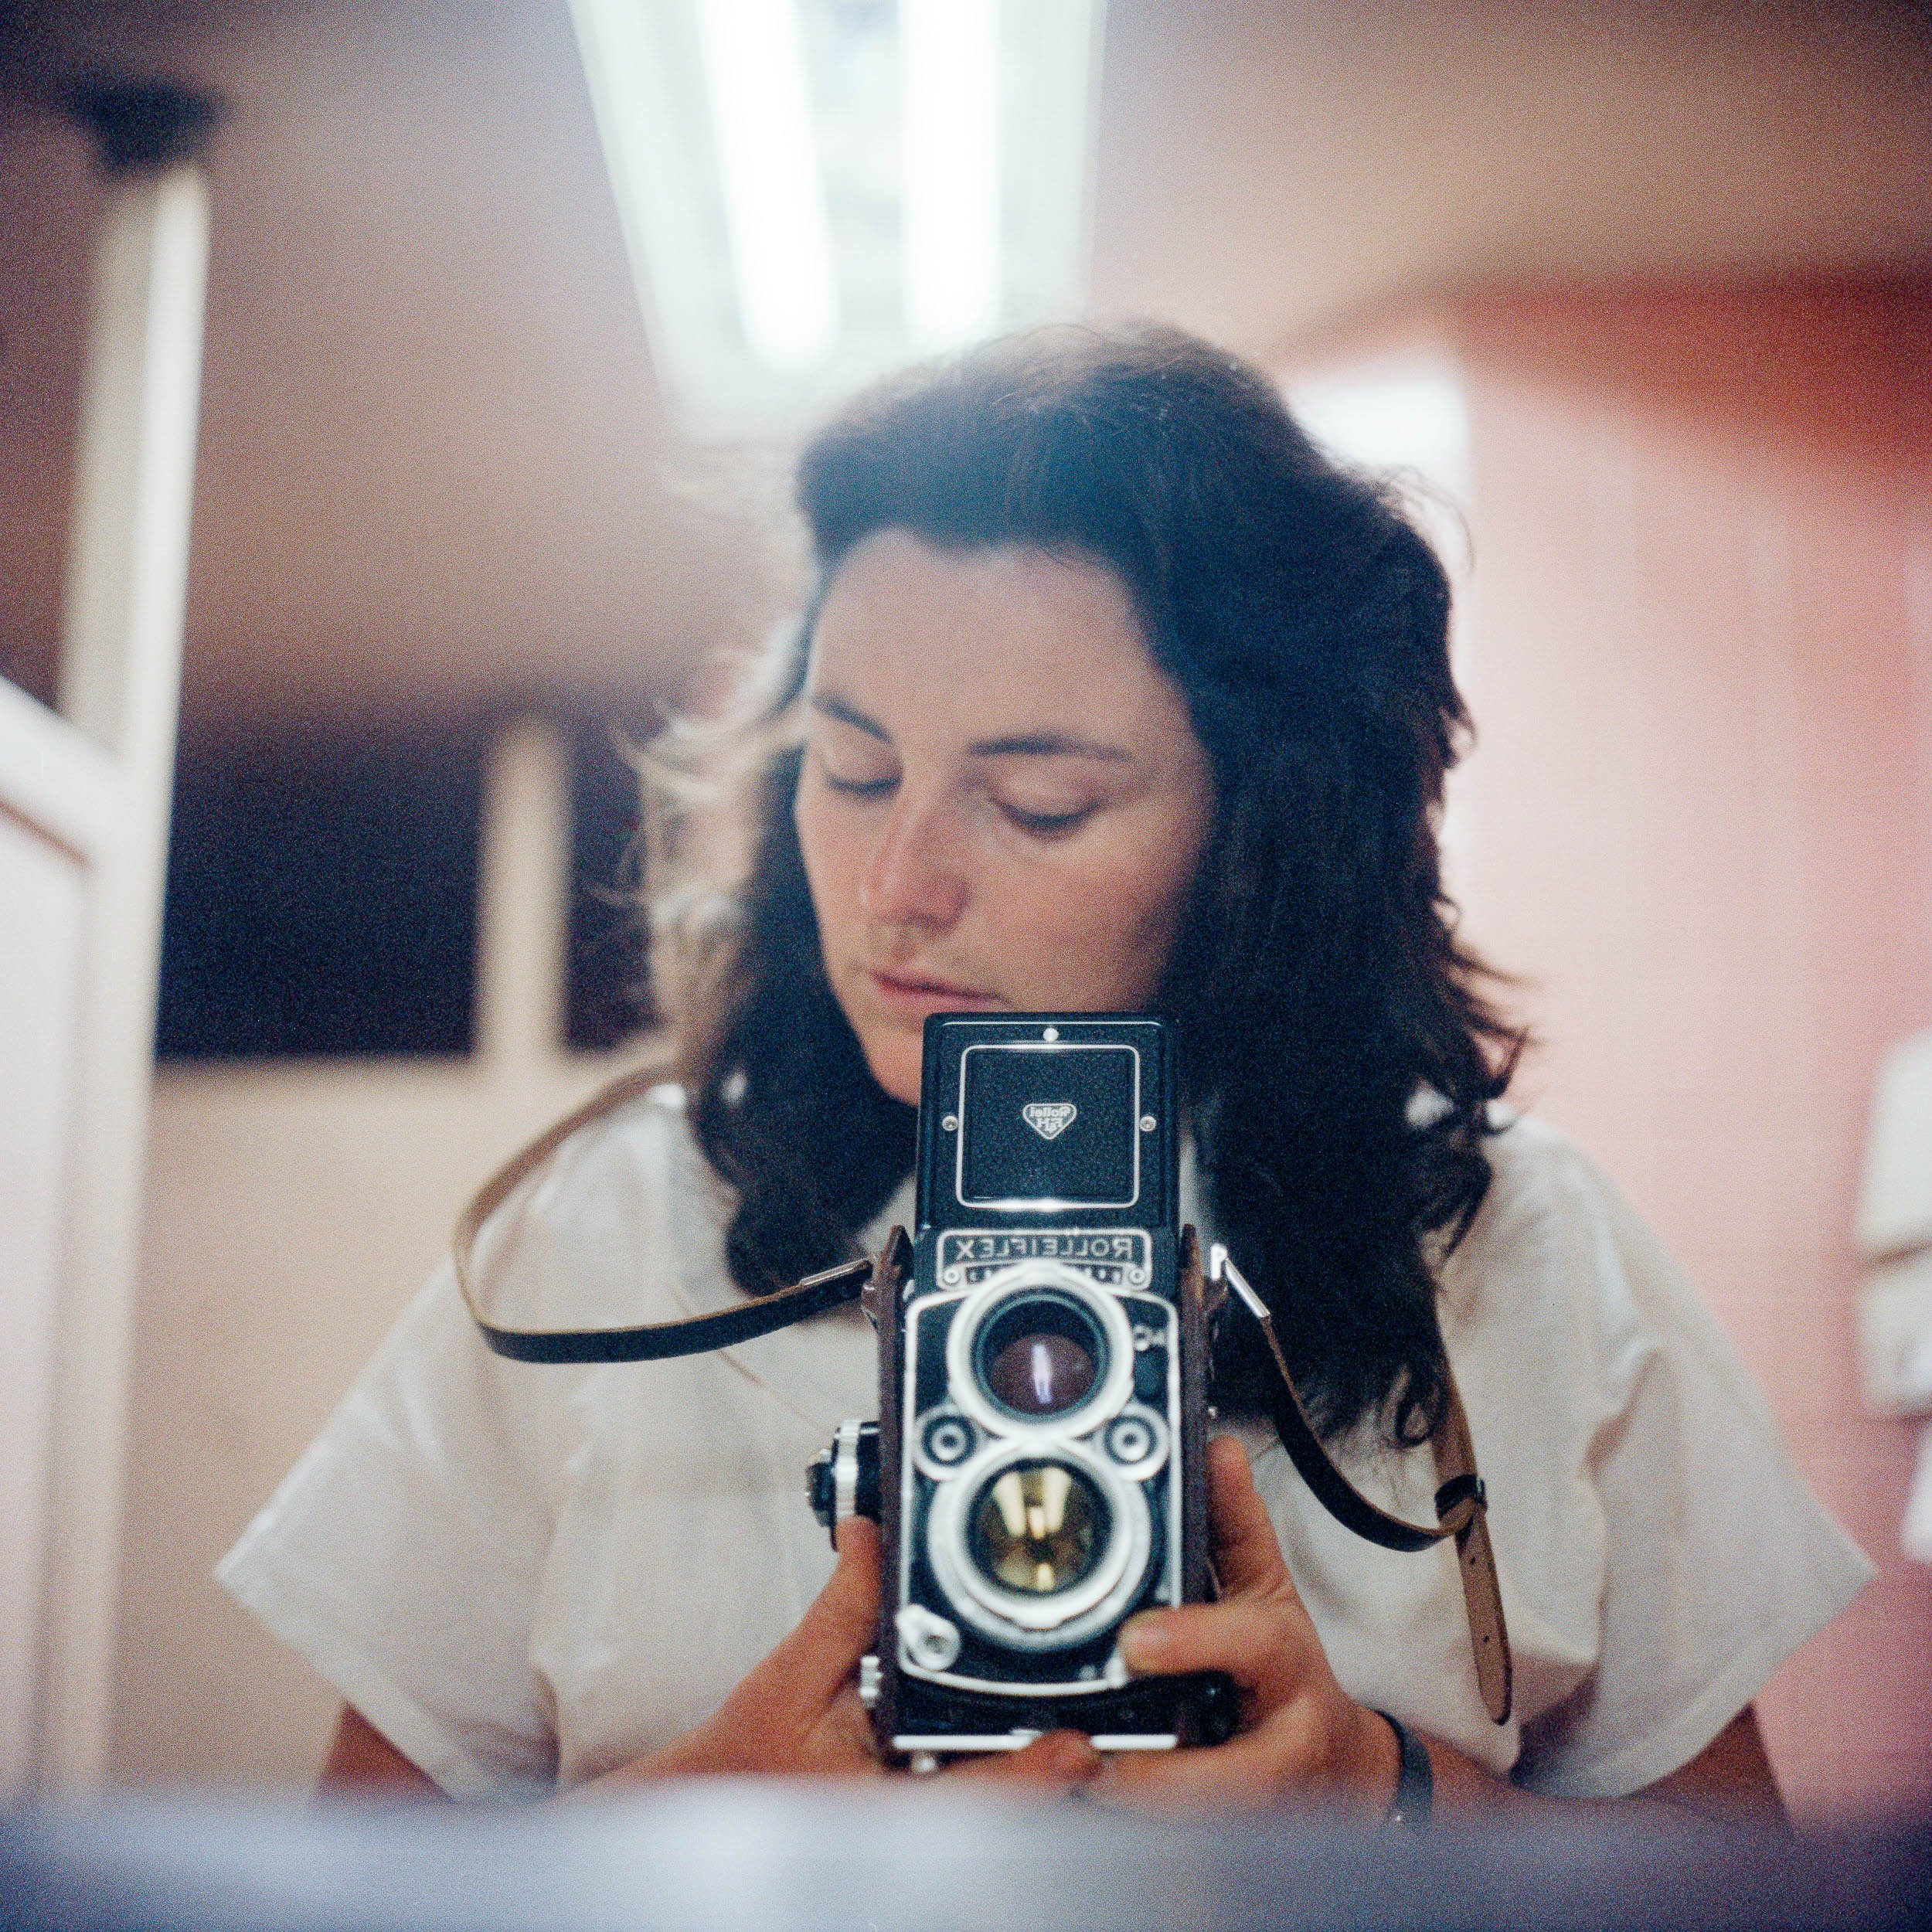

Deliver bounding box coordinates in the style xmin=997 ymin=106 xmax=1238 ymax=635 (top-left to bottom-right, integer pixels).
xmin=1374 ymin=1709 xmax=1433 ymax=1828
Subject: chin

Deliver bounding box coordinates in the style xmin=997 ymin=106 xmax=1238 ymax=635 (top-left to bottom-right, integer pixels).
xmin=860 ymin=1032 xmax=923 ymax=1109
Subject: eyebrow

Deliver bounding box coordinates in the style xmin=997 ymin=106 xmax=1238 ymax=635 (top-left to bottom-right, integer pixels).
xmin=808 ymin=692 xmax=1132 ymax=763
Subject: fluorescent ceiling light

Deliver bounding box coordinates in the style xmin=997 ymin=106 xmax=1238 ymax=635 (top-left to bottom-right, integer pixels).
xmin=573 ymin=0 xmax=1104 ymax=437
xmin=693 ymin=0 xmax=839 ymax=370
xmin=901 ymin=0 xmax=1001 ymax=351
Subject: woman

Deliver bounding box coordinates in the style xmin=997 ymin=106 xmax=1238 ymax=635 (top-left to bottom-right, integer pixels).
xmin=221 ymin=326 xmax=1867 ymax=1814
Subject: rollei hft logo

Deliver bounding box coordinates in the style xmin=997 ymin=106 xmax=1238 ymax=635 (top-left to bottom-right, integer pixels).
xmin=1022 ymin=1102 xmax=1077 ymax=1141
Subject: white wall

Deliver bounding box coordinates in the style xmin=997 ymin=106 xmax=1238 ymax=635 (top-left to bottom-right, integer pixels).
xmin=0 ymin=797 xmax=87 ymax=1791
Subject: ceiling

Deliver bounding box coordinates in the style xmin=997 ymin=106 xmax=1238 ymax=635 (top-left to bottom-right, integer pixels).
xmin=2 ymin=0 xmax=1928 ymax=736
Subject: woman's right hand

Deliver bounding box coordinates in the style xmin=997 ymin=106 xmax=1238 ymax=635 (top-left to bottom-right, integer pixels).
xmin=588 ymin=1516 xmax=1100 ymax=1791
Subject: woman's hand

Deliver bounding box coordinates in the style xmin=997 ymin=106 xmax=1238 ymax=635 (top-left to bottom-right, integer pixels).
xmin=615 ymin=1515 xmax=887 ymax=1780
xmin=590 ymin=1516 xmax=1099 ymax=1791
xmin=1093 ymin=1434 xmax=1398 ymax=1813
xmin=1093 ymin=1434 xmax=1790 ymax=1824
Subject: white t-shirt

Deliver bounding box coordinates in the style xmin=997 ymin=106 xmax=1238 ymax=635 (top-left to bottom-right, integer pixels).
xmin=218 ymin=1085 xmax=1870 ymax=1799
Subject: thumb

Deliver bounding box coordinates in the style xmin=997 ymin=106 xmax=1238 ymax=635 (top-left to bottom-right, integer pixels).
xmin=1206 ymin=1434 xmax=1296 ymax=1600
xmin=776 ymin=1516 xmax=882 ymax=1700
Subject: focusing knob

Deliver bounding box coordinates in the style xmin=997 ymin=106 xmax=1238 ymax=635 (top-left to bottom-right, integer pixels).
xmin=806 ymin=1452 xmax=836 ymax=1529
xmin=806 ymin=1418 xmax=880 ymax=1542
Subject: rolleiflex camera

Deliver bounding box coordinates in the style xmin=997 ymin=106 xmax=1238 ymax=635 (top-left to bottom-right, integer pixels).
xmin=806 ymin=1014 xmax=1228 ymax=1758
xmin=461 ymin=1012 xmax=1512 ymax=1769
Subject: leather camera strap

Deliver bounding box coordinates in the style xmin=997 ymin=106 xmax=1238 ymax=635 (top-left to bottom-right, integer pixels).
xmin=451 ymin=1063 xmax=886 ymax=1362
xmin=1216 ymin=1253 xmax=1512 ymax=1723
xmin=454 ymin=1110 xmax=1512 ymax=1722
xmin=467 ymin=1251 xmax=876 ymax=1363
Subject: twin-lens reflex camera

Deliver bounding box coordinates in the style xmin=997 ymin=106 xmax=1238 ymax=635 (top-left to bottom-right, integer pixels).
xmin=807 ymin=1013 xmax=1233 ymax=1761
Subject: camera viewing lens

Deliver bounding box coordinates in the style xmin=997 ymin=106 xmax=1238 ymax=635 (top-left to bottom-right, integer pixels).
xmin=967 ymin=1461 xmax=1104 ymax=1596
xmin=978 ymin=1294 xmax=1103 ymax=1418
xmin=987 ymin=1334 xmax=1094 ymax=1415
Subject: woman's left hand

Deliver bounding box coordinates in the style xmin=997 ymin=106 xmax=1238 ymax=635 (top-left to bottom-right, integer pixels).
xmin=1092 ymin=1434 xmax=1399 ymax=1813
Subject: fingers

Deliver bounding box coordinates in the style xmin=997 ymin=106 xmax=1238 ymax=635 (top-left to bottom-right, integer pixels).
xmin=1204 ymin=1434 xmax=1294 ymax=1599
xmin=940 ymin=1731 xmax=1100 ymax=1791
xmin=831 ymin=1509 xmax=882 ymax=1577
xmin=1091 ymin=1694 xmax=1398 ymax=1815
xmin=769 ymin=1517 xmax=882 ymax=1705
xmin=832 ymin=1513 xmax=880 ymax=1559
xmin=1119 ymin=1597 xmax=1313 ymax=1710
xmin=1090 ymin=1730 xmax=1291 ymax=1813
xmin=808 ymin=1684 xmax=889 ymax=1778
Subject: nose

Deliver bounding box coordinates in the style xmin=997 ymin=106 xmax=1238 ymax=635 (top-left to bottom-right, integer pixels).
xmin=859 ymin=792 xmax=968 ymax=935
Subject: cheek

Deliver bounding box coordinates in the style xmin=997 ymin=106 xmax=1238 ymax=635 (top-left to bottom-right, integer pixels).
xmin=1003 ymin=832 xmax=1206 ymax=1007
xmin=792 ymin=784 xmax=853 ymax=934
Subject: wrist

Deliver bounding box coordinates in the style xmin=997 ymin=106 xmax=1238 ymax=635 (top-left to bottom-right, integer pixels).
xmin=1369 ymin=1709 xmax=1434 ymax=1828
xmin=1345 ymin=1699 xmax=1403 ymax=1815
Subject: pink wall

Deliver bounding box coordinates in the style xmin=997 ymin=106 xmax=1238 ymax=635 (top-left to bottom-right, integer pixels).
xmin=1437 ymin=278 xmax=1932 ymax=1814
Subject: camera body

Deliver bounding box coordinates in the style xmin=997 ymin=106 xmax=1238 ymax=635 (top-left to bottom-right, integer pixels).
xmin=814 ymin=1013 xmax=1226 ymax=1760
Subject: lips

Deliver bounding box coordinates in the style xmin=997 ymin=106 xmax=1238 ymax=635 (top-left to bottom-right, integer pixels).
xmin=866 ymin=968 xmax=1003 ymax=1012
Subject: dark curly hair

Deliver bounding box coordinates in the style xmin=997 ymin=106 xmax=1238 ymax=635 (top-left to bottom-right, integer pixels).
xmin=653 ymin=323 xmax=1522 ymax=1446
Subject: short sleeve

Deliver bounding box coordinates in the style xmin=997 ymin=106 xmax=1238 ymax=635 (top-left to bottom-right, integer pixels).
xmin=216 ymin=1260 xmax=559 ymax=1796
xmin=1503 ymin=1141 xmax=1873 ymax=1798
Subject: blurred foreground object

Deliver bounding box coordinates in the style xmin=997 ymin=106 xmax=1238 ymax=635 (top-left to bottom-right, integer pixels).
xmin=1858 ymin=1029 xmax=1932 ymax=1561
xmin=3 ymin=1789 xmax=1930 ymax=1932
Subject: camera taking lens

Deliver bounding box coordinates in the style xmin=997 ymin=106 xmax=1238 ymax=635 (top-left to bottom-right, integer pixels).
xmin=968 ymin=1459 xmax=1104 ymax=1596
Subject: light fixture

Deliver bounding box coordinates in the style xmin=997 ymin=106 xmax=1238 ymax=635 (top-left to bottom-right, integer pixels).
xmin=571 ymin=0 xmax=1105 ymax=437
xmin=900 ymin=0 xmax=1000 ymax=352
xmin=692 ymin=0 xmax=839 ymax=370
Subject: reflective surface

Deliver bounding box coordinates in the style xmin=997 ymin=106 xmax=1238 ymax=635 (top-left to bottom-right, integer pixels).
xmin=984 ymin=1332 xmax=1096 ymax=1416
xmin=968 ymin=1460 xmax=1103 ymax=1594
xmin=4 ymin=1796 xmax=1914 ymax=1932
xmin=976 ymin=1294 xmax=1103 ymax=1417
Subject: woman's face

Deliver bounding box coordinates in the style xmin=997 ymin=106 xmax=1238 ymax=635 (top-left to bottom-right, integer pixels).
xmin=794 ymin=529 xmax=1215 ymax=1107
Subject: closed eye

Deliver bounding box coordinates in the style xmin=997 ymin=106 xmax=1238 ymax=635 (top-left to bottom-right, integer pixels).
xmin=821 ymin=770 xmax=896 ymax=801
xmin=998 ymin=801 xmax=1095 ymax=838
